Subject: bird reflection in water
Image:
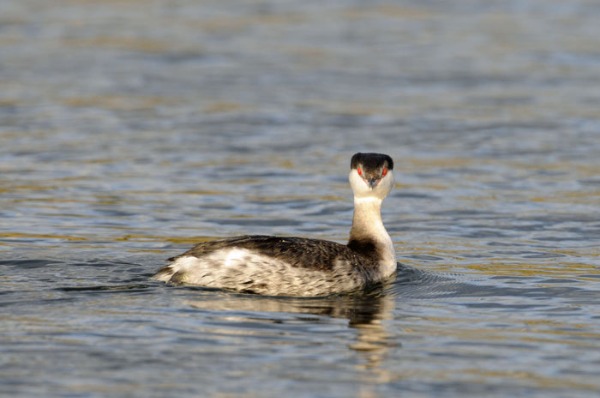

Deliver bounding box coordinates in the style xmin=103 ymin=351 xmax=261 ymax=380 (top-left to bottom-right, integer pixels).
xmin=183 ymin=279 xmax=398 ymax=385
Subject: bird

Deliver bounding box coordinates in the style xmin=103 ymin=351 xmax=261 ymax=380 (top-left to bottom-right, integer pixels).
xmin=153 ymin=152 xmax=396 ymax=297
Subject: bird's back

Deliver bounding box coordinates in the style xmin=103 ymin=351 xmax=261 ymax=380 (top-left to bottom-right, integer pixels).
xmin=172 ymin=235 xmax=371 ymax=269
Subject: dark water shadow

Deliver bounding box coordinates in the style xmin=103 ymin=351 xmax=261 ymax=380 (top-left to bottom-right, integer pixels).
xmin=58 ymin=284 xmax=153 ymax=294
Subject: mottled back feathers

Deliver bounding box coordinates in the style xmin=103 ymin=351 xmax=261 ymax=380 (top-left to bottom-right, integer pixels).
xmin=168 ymin=235 xmax=380 ymax=271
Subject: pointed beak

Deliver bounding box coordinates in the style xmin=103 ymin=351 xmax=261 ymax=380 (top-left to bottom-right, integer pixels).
xmin=368 ymin=178 xmax=379 ymax=189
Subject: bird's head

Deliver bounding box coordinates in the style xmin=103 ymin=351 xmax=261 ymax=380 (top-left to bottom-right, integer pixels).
xmin=348 ymin=152 xmax=394 ymax=200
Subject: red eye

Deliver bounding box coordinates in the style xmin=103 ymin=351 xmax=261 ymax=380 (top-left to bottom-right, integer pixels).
xmin=357 ymin=167 xmax=363 ymax=176
xmin=382 ymin=167 xmax=388 ymax=177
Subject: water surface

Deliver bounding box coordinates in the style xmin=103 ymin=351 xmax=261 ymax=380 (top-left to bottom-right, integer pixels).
xmin=1 ymin=1 xmax=600 ymax=397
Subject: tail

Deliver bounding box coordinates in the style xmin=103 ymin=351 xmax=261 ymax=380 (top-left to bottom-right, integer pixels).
xmin=152 ymin=264 xmax=175 ymax=282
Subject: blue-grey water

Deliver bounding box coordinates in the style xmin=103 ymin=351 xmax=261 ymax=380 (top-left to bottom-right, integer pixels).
xmin=1 ymin=1 xmax=600 ymax=397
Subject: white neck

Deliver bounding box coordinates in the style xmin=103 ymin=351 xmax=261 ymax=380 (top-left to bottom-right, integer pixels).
xmin=350 ymin=197 xmax=396 ymax=276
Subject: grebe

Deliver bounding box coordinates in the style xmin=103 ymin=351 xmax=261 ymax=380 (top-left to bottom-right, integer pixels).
xmin=153 ymin=152 xmax=396 ymax=297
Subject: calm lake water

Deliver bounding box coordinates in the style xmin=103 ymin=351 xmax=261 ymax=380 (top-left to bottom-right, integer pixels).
xmin=1 ymin=0 xmax=600 ymax=397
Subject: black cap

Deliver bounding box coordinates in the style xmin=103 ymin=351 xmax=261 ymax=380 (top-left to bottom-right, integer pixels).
xmin=350 ymin=153 xmax=394 ymax=171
